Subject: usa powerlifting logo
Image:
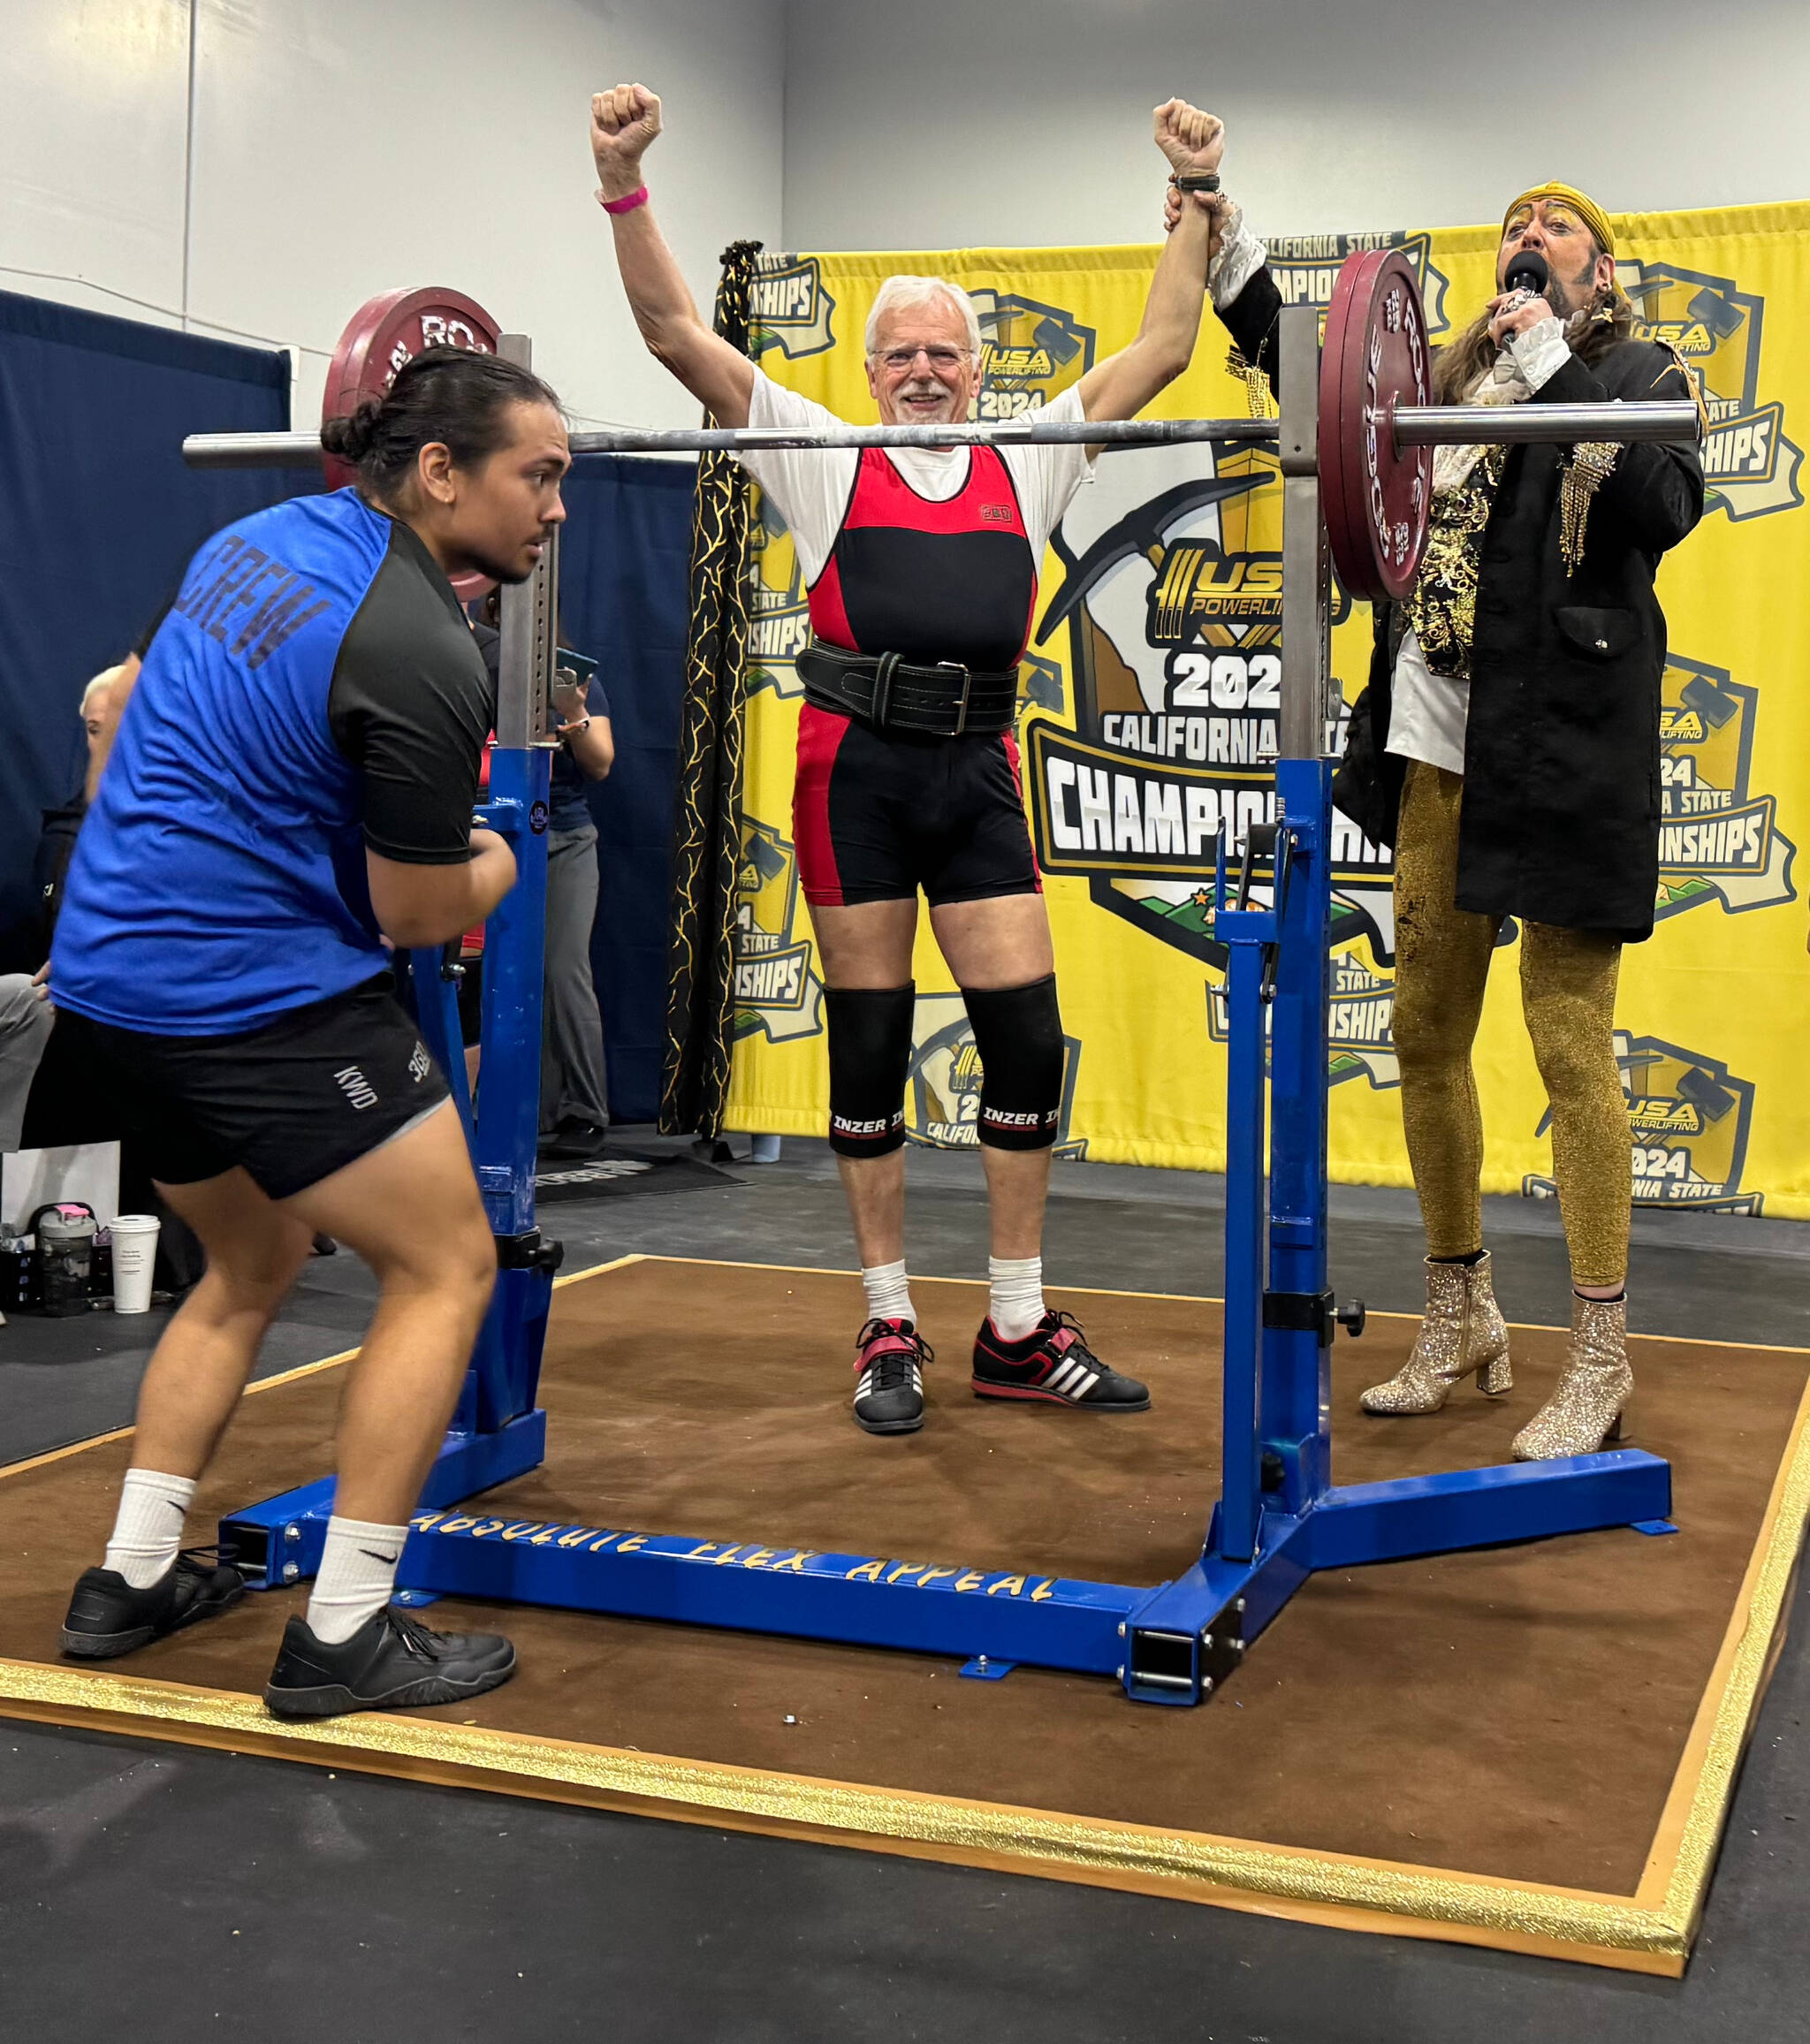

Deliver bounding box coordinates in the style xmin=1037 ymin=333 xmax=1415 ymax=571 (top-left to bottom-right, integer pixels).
xmin=749 ymin=255 xmax=837 ymax=360
xmin=970 ymin=292 xmax=1095 ymax=420
xmin=1013 ymin=239 xmax=1451 ymax=974
xmin=904 ymin=992 xmax=1086 ymax=1158
xmin=1023 ymin=460 xmax=1396 ymax=968
xmin=1525 ymin=1031 xmax=1763 ymax=1215
xmin=1657 ymin=654 xmax=1797 ymax=920
xmin=732 ymin=818 xmax=825 ymax=1045
xmin=1616 ymin=255 xmax=1803 ymax=521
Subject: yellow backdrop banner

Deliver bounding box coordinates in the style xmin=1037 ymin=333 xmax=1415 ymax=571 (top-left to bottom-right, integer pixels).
xmin=725 ymin=204 xmax=1810 ymax=1219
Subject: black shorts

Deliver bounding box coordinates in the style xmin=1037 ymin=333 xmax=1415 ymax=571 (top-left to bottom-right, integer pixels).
xmin=793 ymin=703 xmax=1041 ymax=908
xmin=51 ymin=976 xmax=452 ymax=1201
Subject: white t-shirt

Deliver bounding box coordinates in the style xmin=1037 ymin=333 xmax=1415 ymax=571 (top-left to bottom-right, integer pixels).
xmin=734 ymin=373 xmax=1096 ymax=587
xmin=1387 ymin=626 xmax=1469 ymax=776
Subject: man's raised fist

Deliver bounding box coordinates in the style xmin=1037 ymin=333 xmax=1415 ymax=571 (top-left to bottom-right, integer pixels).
xmin=1152 ymin=100 xmax=1225 ymax=179
xmin=591 ymin=83 xmax=663 ymax=192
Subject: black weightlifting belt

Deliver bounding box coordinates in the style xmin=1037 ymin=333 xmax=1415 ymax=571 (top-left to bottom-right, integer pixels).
xmin=796 ymin=640 xmax=1018 ymax=739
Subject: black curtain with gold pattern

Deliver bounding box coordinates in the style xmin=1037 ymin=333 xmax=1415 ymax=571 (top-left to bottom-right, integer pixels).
xmin=659 ymin=239 xmax=762 ymax=1137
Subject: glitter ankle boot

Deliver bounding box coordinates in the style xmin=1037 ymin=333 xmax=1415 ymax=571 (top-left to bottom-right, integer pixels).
xmin=1510 ymin=1293 xmax=1632 ymax=1461
xmin=1359 ymin=1251 xmax=1512 ymax=1416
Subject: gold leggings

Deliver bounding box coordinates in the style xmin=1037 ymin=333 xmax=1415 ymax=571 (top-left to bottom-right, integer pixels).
xmin=1392 ymin=759 xmax=1631 ymax=1288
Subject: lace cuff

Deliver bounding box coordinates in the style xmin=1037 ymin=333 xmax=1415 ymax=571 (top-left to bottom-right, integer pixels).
xmin=1209 ymin=211 xmax=1267 ymax=311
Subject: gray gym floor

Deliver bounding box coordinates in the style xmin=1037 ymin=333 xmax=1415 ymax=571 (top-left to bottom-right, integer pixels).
xmin=4 ymin=1138 xmax=1806 ymax=2040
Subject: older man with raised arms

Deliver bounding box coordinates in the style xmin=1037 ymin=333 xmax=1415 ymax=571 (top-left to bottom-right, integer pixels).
xmin=592 ymin=83 xmax=1236 ymax=1433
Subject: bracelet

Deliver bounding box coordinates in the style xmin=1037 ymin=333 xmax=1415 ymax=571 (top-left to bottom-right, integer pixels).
xmin=600 ymin=183 xmax=649 ymax=216
xmin=561 ymin=717 xmax=591 ymax=737
xmin=1169 ymin=171 xmax=1221 ymax=193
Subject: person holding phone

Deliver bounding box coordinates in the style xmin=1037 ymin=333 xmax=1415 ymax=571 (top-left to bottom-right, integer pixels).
xmin=541 ymin=650 xmax=614 ymax=1158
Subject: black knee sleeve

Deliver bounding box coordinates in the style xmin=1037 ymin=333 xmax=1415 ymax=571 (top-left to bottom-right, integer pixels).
xmin=825 ymin=984 xmax=916 ymax=1158
xmin=962 ymin=975 xmax=1064 ymax=1151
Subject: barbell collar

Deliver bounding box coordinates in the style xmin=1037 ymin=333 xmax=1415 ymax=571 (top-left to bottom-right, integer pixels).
xmin=1392 ymin=399 xmax=1701 ymax=448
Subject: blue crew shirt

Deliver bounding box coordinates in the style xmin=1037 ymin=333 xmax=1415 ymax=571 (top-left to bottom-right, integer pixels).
xmin=52 ymin=489 xmax=494 ymax=1036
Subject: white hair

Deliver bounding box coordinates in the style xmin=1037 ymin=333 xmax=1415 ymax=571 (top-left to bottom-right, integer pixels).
xmin=81 ymin=663 xmax=129 ymax=716
xmin=863 ymin=275 xmax=981 ymax=358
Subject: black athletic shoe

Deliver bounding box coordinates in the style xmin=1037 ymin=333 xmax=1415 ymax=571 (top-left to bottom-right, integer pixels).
xmin=61 ymin=1548 xmax=246 ymax=1660
xmin=540 ymin=1116 xmax=608 ymax=1160
xmin=262 ymin=1606 xmax=517 ymax=1720
xmin=972 ymin=1311 xmax=1152 ymax=1411
xmin=852 ymin=1318 xmax=932 ymax=1435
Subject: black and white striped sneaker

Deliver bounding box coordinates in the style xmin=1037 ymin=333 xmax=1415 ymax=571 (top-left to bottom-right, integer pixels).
xmin=972 ymin=1311 xmax=1151 ymax=1411
xmin=851 ymin=1318 xmax=931 ymax=1435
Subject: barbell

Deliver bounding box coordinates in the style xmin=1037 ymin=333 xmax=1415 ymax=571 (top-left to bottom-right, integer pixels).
xmin=183 ymin=253 xmax=1700 ymax=604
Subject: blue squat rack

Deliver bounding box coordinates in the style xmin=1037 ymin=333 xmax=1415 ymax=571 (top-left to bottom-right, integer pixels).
xmin=218 ymin=312 xmax=1673 ymax=1706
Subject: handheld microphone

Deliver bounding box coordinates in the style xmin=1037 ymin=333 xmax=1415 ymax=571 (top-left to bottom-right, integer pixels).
xmin=1502 ymin=247 xmax=1550 ymax=303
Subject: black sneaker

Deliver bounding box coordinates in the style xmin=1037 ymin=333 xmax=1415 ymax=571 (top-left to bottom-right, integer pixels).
xmin=262 ymin=1606 xmax=516 ymax=1720
xmin=541 ymin=1116 xmax=608 ymax=1160
xmin=61 ymin=1548 xmax=246 ymax=1660
xmin=972 ymin=1311 xmax=1151 ymax=1411
xmin=852 ymin=1318 xmax=931 ymax=1435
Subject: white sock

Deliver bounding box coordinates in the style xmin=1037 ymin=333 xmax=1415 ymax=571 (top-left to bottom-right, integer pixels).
xmin=307 ymin=1516 xmax=408 ymax=1645
xmin=104 ymin=1469 xmax=197 ymax=1589
xmin=989 ymin=1256 xmax=1046 ymax=1341
xmin=862 ymin=1259 xmax=916 ymax=1327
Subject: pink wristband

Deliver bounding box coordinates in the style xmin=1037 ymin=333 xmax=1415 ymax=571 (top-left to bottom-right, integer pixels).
xmin=600 ymin=184 xmax=649 ymax=217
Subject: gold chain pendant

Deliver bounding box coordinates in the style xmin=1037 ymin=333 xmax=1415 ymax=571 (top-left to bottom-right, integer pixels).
xmin=1561 ymin=444 xmax=1620 ymax=576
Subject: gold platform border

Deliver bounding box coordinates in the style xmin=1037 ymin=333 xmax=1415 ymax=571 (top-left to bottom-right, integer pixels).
xmin=4 ymin=1253 xmax=1807 ymax=1975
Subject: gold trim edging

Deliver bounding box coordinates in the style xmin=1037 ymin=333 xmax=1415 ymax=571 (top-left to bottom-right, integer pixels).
xmin=0 ymin=1654 xmax=1679 ymax=1963
xmin=4 ymin=1256 xmax=1807 ymax=1972
xmin=1644 ymin=1371 xmax=1810 ymax=1934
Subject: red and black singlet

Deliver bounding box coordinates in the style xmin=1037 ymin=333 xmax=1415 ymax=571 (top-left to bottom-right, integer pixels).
xmin=806 ymin=445 xmax=1037 ymax=672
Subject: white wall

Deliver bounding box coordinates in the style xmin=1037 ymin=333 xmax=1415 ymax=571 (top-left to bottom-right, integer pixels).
xmin=1 ymin=0 xmax=786 ymax=430
xmin=3 ymin=1 xmax=193 ymax=324
xmin=780 ymin=0 xmax=1810 ymax=254
xmin=9 ymin=0 xmax=1806 ymax=428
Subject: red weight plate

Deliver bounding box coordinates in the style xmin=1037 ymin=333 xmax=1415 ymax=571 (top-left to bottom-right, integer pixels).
xmin=1317 ymin=250 xmax=1431 ymax=603
xmin=321 ymin=286 xmax=505 ymax=602
xmin=321 ymin=285 xmax=504 ymax=483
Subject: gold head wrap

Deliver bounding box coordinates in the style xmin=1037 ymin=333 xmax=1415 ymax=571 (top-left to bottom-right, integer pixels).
xmin=1502 ymin=182 xmax=1616 ymax=257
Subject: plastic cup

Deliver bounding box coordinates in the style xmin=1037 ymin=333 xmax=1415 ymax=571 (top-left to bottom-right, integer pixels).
xmin=109 ymin=1214 xmax=162 ymax=1314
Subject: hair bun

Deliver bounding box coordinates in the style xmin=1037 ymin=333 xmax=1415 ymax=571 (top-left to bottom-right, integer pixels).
xmin=319 ymin=395 xmax=383 ymax=462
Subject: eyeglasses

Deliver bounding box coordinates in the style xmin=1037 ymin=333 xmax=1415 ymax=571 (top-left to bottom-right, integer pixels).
xmin=871 ymin=346 xmax=971 ymax=374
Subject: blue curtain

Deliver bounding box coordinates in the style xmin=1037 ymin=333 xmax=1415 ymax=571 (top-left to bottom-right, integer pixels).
xmin=0 ymin=287 xmax=690 ymax=1125
xmin=559 ymin=456 xmax=695 ymax=1127
xmin=0 ymin=290 xmax=292 ymax=959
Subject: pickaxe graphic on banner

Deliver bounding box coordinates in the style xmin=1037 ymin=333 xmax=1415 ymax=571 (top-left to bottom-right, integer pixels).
xmin=1035 ymin=470 xmax=1269 ymax=644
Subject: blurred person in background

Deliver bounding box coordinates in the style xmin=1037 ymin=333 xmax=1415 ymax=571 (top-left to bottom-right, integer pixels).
xmin=470 ymin=599 xmax=614 ymax=1160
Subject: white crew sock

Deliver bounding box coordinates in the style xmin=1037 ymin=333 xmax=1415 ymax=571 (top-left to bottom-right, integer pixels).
xmin=104 ymin=1469 xmax=198 ymax=1589
xmin=862 ymin=1259 xmax=916 ymax=1327
xmin=307 ymin=1516 xmax=409 ymax=1645
xmin=989 ymin=1255 xmax=1047 ymax=1341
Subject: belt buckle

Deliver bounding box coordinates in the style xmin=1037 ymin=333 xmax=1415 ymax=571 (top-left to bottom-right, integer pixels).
xmin=939 ymin=662 xmax=971 ymax=738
